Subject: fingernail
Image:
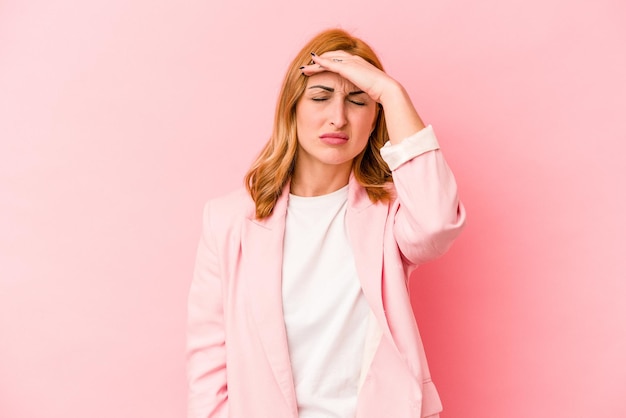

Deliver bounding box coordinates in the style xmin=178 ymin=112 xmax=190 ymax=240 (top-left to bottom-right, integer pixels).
xmin=310 ymin=52 xmax=316 ymax=56
xmin=299 ymin=66 xmax=305 ymax=69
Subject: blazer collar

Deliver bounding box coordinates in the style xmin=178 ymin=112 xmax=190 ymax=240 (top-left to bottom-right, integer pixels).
xmin=247 ymin=181 xmax=290 ymax=229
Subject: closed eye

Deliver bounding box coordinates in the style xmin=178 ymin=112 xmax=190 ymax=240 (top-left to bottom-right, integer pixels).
xmin=347 ymin=91 xmax=367 ymax=106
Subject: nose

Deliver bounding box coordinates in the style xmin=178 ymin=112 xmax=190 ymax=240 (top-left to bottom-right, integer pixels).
xmin=328 ymin=97 xmax=347 ymax=129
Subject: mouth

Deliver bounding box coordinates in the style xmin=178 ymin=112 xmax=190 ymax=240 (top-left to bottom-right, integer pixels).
xmin=319 ymin=132 xmax=349 ymax=145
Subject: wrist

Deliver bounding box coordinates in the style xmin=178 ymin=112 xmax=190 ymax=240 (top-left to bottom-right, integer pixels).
xmin=377 ymin=79 xmax=404 ymax=107
xmin=378 ymin=82 xmax=426 ymax=144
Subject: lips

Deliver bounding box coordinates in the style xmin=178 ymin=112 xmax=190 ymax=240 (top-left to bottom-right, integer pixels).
xmin=319 ymin=132 xmax=349 ymax=145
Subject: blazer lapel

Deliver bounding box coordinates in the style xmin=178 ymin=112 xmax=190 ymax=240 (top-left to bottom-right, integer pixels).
xmin=346 ymin=175 xmax=394 ymax=345
xmin=241 ymin=185 xmax=297 ymax=415
xmin=239 ymin=177 xmax=395 ymax=415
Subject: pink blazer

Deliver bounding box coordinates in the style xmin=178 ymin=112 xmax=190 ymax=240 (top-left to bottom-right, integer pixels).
xmin=187 ymin=145 xmax=465 ymax=418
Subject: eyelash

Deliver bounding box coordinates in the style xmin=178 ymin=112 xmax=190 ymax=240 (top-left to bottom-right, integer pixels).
xmin=311 ymin=97 xmax=366 ymax=106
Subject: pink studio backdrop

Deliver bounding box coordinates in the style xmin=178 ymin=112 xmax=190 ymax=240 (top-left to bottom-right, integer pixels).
xmin=1 ymin=0 xmax=625 ymax=417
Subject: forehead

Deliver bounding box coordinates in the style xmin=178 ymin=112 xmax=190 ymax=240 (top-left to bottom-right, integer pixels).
xmin=304 ymin=72 xmax=358 ymax=93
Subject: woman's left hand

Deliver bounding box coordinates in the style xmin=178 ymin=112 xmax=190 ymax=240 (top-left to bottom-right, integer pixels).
xmin=301 ymin=50 xmax=399 ymax=104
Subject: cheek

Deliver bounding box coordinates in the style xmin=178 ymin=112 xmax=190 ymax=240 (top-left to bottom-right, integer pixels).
xmin=295 ymin=103 xmax=320 ymax=132
xmin=353 ymin=110 xmax=377 ymax=135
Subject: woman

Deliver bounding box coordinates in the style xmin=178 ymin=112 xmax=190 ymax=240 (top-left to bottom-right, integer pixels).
xmin=187 ymin=28 xmax=465 ymax=418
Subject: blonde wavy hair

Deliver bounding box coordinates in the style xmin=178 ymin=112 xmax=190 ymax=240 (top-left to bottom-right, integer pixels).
xmin=245 ymin=28 xmax=392 ymax=219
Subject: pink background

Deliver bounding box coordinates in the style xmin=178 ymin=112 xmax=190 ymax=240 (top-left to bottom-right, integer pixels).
xmin=1 ymin=0 xmax=625 ymax=417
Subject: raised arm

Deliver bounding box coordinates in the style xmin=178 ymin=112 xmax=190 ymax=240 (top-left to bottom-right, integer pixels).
xmin=383 ymin=129 xmax=466 ymax=264
xmin=304 ymin=51 xmax=465 ymax=264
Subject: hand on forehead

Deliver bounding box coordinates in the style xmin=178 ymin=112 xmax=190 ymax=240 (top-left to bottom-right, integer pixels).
xmin=302 ymin=50 xmax=390 ymax=103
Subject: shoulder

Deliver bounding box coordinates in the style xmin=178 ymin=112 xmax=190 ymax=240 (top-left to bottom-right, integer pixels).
xmin=207 ymin=187 xmax=253 ymax=212
xmin=202 ymin=187 xmax=255 ymax=231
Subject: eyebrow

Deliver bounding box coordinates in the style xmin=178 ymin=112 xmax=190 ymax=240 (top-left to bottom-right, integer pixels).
xmin=308 ymin=85 xmax=365 ymax=95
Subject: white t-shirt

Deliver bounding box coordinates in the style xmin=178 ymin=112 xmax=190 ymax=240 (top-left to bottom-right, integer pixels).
xmin=282 ymin=185 xmax=369 ymax=418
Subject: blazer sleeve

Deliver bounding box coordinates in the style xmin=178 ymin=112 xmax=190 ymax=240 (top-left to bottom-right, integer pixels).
xmin=381 ymin=126 xmax=466 ymax=265
xmin=187 ymin=201 xmax=229 ymax=418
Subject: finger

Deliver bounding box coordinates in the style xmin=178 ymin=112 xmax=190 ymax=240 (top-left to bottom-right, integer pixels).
xmin=311 ymin=52 xmax=348 ymax=66
xmin=317 ymin=50 xmax=353 ymax=60
xmin=299 ymin=63 xmax=326 ymax=76
xmin=305 ymin=53 xmax=344 ymax=75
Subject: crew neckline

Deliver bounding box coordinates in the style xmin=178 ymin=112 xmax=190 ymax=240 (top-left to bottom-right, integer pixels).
xmin=288 ymin=184 xmax=349 ymax=207
xmin=288 ymin=184 xmax=349 ymax=200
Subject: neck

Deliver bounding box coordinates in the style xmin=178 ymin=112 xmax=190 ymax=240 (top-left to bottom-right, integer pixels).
xmin=290 ymin=162 xmax=352 ymax=197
